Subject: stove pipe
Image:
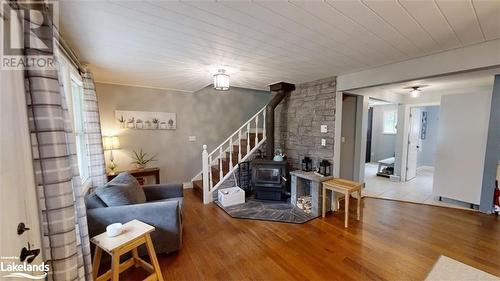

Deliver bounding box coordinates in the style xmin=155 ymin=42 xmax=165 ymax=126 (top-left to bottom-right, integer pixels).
xmin=266 ymin=82 xmax=296 ymax=160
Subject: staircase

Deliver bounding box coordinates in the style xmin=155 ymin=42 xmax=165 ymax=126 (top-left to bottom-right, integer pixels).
xmin=191 ymin=106 xmax=267 ymax=204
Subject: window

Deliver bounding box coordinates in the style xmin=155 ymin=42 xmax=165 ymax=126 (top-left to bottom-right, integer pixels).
xmin=383 ymin=110 xmax=397 ymax=134
xmin=56 ymin=51 xmax=90 ymax=184
xmin=70 ymin=75 xmax=90 ymax=183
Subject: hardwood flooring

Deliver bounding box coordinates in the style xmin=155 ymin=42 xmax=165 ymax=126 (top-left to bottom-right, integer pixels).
xmin=119 ymin=190 xmax=500 ymax=281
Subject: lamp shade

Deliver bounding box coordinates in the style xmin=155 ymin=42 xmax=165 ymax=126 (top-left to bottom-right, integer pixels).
xmin=103 ymin=136 xmax=121 ymax=150
xmin=213 ymin=69 xmax=230 ymax=91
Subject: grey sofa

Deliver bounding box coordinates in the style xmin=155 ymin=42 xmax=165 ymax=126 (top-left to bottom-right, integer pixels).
xmin=85 ymin=173 xmax=183 ymax=254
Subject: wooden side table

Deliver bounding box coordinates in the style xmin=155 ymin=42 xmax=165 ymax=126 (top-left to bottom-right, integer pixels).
xmin=322 ymin=178 xmax=364 ymax=228
xmin=107 ymin=167 xmax=160 ymax=185
xmin=91 ymin=220 xmax=164 ymax=281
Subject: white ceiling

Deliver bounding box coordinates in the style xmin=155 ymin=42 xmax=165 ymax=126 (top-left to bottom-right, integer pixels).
xmin=59 ymin=0 xmax=500 ymax=92
xmin=349 ymin=67 xmax=499 ymax=104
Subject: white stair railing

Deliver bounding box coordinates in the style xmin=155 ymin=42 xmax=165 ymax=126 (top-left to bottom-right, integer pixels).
xmin=200 ymin=105 xmax=267 ymax=204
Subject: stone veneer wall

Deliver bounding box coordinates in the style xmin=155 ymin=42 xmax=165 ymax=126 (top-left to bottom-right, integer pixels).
xmin=274 ymin=76 xmax=336 ymax=171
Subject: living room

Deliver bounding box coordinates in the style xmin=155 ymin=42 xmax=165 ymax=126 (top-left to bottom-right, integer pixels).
xmin=1 ymin=1 xmax=500 ymax=281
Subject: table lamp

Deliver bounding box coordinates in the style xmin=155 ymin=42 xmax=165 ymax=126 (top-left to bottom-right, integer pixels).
xmin=103 ymin=136 xmax=121 ymax=174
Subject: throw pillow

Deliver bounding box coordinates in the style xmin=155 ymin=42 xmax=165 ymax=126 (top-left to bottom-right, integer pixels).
xmin=95 ymin=172 xmax=147 ymax=206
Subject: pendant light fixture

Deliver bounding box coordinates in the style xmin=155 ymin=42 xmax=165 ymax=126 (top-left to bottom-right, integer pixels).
xmin=213 ymin=69 xmax=230 ymax=91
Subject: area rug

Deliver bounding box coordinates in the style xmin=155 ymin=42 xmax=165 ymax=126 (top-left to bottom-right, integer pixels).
xmin=425 ymin=255 xmax=500 ymax=281
xmin=215 ymin=199 xmax=317 ymax=224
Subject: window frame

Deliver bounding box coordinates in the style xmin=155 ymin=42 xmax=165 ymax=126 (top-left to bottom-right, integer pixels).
xmin=382 ymin=110 xmax=398 ymax=135
xmin=57 ymin=52 xmax=91 ymax=186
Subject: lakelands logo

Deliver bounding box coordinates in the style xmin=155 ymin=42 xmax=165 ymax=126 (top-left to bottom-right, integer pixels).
xmin=0 ymin=257 xmax=49 ymax=280
xmin=1 ymin=1 xmax=58 ymax=70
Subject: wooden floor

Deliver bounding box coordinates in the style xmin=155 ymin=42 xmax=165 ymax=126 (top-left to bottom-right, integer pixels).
xmin=120 ymin=190 xmax=500 ymax=281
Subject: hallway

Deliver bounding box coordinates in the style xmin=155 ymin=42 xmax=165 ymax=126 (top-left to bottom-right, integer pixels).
xmin=363 ymin=163 xmax=471 ymax=210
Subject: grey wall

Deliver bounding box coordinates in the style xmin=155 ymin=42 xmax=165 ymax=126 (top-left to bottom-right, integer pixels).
xmin=96 ymin=83 xmax=271 ymax=183
xmin=417 ymin=106 xmax=439 ymax=167
xmin=370 ymin=104 xmax=397 ymax=162
xmin=274 ymin=77 xmax=336 ymax=171
xmin=340 ymin=95 xmax=357 ymax=179
xmin=480 ymin=75 xmax=500 ymax=213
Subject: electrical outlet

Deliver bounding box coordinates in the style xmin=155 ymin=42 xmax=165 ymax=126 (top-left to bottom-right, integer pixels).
xmin=188 ymin=136 xmax=196 ymax=142
xmin=320 ymin=125 xmax=327 ymax=133
xmin=321 ymin=139 xmax=326 ymax=146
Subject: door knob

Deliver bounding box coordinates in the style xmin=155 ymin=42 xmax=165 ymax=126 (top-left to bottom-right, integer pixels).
xmin=17 ymin=222 xmax=30 ymax=235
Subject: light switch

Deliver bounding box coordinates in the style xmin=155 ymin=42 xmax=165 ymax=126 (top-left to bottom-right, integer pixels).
xmin=341 ymin=136 xmax=345 ymax=143
xmin=320 ymin=125 xmax=328 ymax=133
xmin=188 ymin=136 xmax=196 ymax=142
xmin=321 ymin=139 xmax=326 ymax=146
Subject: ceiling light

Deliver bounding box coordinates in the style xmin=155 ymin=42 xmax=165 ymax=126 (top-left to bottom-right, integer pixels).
xmin=409 ymin=88 xmax=420 ymax=98
xmin=213 ymin=69 xmax=230 ymax=91
xmin=405 ymin=85 xmax=428 ymax=98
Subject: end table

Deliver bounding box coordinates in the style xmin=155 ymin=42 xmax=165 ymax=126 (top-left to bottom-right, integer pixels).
xmin=91 ymin=219 xmax=164 ymax=281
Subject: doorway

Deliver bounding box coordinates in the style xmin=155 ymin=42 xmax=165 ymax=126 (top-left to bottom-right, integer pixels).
xmin=362 ymin=102 xmax=453 ymax=207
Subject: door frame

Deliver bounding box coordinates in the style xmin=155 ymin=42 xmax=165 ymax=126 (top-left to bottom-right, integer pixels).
xmin=399 ymin=102 xmax=440 ymax=182
xmin=334 ymin=92 xmax=368 ymax=182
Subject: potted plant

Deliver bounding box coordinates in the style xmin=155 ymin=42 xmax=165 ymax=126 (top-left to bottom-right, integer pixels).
xmin=131 ymin=149 xmax=157 ymax=170
xmin=135 ymin=118 xmax=143 ymax=129
xmin=160 ymin=121 xmax=167 ymax=129
xmin=145 ymin=120 xmax=152 ymax=129
xmin=127 ymin=117 xmax=135 ymax=128
xmin=117 ymin=115 xmax=125 ymax=128
xmin=152 ymin=118 xmax=159 ymax=129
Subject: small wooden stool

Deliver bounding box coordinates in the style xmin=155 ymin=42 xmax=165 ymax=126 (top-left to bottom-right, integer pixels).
xmin=91 ymin=219 xmax=164 ymax=281
xmin=322 ymin=178 xmax=363 ymax=228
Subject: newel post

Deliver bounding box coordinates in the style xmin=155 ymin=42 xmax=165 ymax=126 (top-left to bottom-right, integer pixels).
xmin=202 ymin=145 xmax=211 ymax=204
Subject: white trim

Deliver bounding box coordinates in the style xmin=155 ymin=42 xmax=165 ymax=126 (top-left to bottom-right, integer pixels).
xmin=399 ymin=103 xmax=440 ymax=182
xmin=337 ymin=39 xmax=500 ymax=91
xmin=94 ymin=80 xmax=195 ymax=93
xmin=334 ymin=91 xmax=343 ymax=178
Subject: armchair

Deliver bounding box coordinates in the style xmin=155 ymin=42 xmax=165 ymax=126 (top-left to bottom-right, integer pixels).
xmin=86 ymin=183 xmax=183 ymax=254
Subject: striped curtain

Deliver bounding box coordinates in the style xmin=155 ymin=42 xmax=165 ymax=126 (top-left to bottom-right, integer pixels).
xmin=21 ymin=4 xmax=92 ymax=281
xmin=82 ymin=71 xmax=107 ymax=188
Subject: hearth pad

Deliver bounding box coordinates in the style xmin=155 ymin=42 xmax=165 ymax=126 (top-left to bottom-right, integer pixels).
xmin=215 ymin=198 xmax=317 ymax=224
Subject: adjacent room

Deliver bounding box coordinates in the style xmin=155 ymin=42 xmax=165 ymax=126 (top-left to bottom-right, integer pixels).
xmin=349 ymin=70 xmax=498 ymax=210
xmin=1 ymin=1 xmax=500 ymax=281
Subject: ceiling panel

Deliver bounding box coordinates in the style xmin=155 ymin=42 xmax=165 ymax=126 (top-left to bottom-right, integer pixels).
xmin=399 ymin=0 xmax=462 ymax=50
xmin=325 ymin=0 xmax=422 ymax=57
xmin=472 ymin=0 xmax=500 ymax=40
xmin=59 ymin=0 xmax=498 ymax=92
xmin=361 ymin=0 xmax=441 ymax=54
xmin=436 ymin=0 xmax=485 ymax=45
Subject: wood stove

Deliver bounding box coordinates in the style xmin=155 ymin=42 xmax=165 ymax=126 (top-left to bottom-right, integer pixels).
xmin=251 ymin=159 xmax=287 ymax=201
xmin=250 ymin=82 xmax=295 ymax=201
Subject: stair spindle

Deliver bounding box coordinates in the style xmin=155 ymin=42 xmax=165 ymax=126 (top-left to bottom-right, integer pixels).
xmin=229 ymin=136 xmax=233 ymax=170
xmin=263 ymin=110 xmax=266 ymax=139
xmin=255 ymin=115 xmax=259 ymax=144
xmin=238 ymin=130 xmax=242 ymax=162
xmin=209 ymin=155 xmax=213 ymax=190
xmin=246 ymin=123 xmax=251 ymax=152
xmin=219 ymin=147 xmax=223 ymax=180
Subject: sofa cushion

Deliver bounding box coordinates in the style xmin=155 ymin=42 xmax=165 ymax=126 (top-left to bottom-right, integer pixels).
xmin=95 ymin=172 xmax=147 ymax=206
xmin=85 ymin=192 xmax=107 ymax=209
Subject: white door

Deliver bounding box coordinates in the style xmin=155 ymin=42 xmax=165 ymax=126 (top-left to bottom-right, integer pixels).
xmin=406 ymin=108 xmax=421 ymax=181
xmin=0 ymin=62 xmax=43 ymax=274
